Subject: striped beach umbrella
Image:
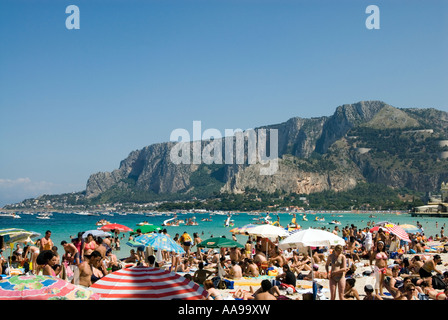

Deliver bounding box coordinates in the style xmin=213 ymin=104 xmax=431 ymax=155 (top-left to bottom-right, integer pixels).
xmin=375 ymin=222 xmax=410 ymax=242
xmin=0 ymin=228 xmax=39 ymax=244
xmin=90 ymin=266 xmax=208 ymax=300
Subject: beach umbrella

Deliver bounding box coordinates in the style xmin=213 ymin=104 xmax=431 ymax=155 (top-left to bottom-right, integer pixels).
xmin=126 ymin=239 xmax=147 ymax=248
xmin=98 ymin=223 xmax=133 ymax=233
xmin=374 ymin=222 xmax=410 ymax=242
xmin=197 ymin=237 xmax=244 ymax=249
xmin=278 ymin=228 xmax=346 ymax=300
xmin=369 ymin=226 xmax=389 ymax=233
xmin=82 ymin=230 xmax=111 ymax=239
xmin=0 ymin=228 xmax=38 ymax=245
xmin=246 ymin=224 xmax=289 ymax=239
xmin=90 ymin=266 xmax=208 ymax=300
xmin=130 ymin=224 xmax=162 ymax=235
xmin=399 ymin=224 xmax=423 ymax=234
xmin=278 ymin=228 xmax=346 ymax=250
xmin=229 ymin=224 xmax=257 ymax=235
xmin=0 ymin=275 xmax=100 ymax=300
xmin=134 ymin=233 xmax=185 ymax=254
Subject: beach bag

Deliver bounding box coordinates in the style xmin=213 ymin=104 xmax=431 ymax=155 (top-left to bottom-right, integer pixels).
xmin=223 ymin=279 xmax=234 ymax=289
xmin=432 ymin=274 xmax=446 ymax=290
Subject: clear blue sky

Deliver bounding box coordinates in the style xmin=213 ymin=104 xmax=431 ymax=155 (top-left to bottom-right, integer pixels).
xmin=0 ymin=0 xmax=447 ymax=206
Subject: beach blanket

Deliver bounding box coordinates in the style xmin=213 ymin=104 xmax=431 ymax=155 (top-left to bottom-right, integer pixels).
xmin=227 ymin=275 xmax=276 ymax=287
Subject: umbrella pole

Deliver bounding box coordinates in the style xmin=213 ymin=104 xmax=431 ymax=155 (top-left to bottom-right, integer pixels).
xmin=309 ymin=246 xmax=316 ymax=300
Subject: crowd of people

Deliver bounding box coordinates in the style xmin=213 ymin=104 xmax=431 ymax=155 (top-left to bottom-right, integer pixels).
xmin=1 ymin=221 xmax=448 ymax=301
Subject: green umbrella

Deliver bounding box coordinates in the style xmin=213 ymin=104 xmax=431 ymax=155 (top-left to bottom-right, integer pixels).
xmin=130 ymin=224 xmax=162 ymax=235
xmin=197 ymin=237 xmax=244 ymax=249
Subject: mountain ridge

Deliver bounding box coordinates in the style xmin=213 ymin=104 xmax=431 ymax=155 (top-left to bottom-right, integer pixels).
xmin=84 ymin=101 xmax=448 ymax=202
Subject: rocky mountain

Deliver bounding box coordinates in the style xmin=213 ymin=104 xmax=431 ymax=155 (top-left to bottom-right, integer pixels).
xmin=85 ymin=101 xmax=448 ymax=202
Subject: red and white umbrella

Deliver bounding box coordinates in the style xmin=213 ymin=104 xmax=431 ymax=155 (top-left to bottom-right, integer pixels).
xmin=374 ymin=222 xmax=410 ymax=242
xmin=98 ymin=223 xmax=133 ymax=233
xmin=90 ymin=266 xmax=208 ymax=300
xmin=369 ymin=226 xmax=389 ymax=233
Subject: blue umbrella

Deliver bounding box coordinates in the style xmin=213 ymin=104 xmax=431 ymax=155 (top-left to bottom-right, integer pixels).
xmin=134 ymin=234 xmax=185 ymax=254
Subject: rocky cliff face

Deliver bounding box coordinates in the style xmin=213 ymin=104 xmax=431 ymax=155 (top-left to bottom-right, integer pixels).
xmin=85 ymin=101 xmax=448 ymax=199
xmin=86 ymin=143 xmax=200 ymax=198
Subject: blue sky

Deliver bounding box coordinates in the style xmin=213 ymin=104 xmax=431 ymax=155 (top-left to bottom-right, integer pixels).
xmin=0 ymin=0 xmax=447 ymax=206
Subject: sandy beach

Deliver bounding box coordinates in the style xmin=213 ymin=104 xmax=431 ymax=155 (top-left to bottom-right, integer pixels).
xmin=198 ymin=252 xmax=448 ymax=300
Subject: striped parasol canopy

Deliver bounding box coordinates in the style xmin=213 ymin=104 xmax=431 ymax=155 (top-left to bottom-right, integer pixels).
xmin=0 ymin=228 xmax=39 ymax=244
xmin=90 ymin=266 xmax=208 ymax=300
xmin=374 ymin=222 xmax=410 ymax=242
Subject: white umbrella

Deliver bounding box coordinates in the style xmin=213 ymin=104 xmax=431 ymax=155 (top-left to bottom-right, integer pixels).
xmin=82 ymin=230 xmax=111 ymax=239
xmin=278 ymin=228 xmax=346 ymax=249
xmin=278 ymin=228 xmax=346 ymax=300
xmin=246 ymin=224 xmax=289 ymax=239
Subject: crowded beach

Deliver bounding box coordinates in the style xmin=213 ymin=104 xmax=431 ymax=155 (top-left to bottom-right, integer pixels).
xmin=1 ymin=221 xmax=448 ymax=301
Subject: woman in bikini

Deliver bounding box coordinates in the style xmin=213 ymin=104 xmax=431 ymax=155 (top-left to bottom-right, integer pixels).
xmin=83 ymin=234 xmax=97 ymax=259
xmin=326 ymin=245 xmax=348 ymax=300
xmin=370 ymin=241 xmax=388 ymax=296
xmin=24 ymin=240 xmax=41 ymax=274
xmin=39 ymin=250 xmax=61 ymax=277
xmin=203 ymin=280 xmax=223 ymax=300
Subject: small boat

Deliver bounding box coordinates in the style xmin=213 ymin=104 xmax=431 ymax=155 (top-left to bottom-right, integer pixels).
xmin=329 ymin=220 xmax=341 ymax=225
xmin=36 ymin=215 xmax=50 ymax=220
xmin=224 ymin=215 xmax=233 ymax=227
xmin=163 ymin=216 xmax=179 ymax=226
xmin=137 ymin=221 xmax=151 ymax=226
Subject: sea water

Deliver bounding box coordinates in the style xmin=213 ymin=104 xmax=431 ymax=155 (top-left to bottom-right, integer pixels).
xmin=0 ymin=211 xmax=445 ymax=259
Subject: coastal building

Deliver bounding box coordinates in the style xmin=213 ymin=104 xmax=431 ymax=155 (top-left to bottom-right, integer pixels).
xmin=413 ymin=182 xmax=448 ymax=217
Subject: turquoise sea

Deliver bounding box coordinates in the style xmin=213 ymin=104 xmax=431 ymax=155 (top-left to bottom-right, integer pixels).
xmin=0 ymin=211 xmax=445 ymax=259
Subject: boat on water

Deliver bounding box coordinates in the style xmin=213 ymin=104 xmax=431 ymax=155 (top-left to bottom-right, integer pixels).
xmin=287 ymin=214 xmax=301 ymax=230
xmin=162 ymin=216 xmax=179 ymax=226
xmin=74 ymin=211 xmax=99 ymax=216
xmin=201 ymin=215 xmax=213 ymax=222
xmin=224 ymin=215 xmax=234 ymax=227
xmin=36 ymin=212 xmax=51 ymax=220
xmin=0 ymin=213 xmax=20 ymax=218
xmin=315 ymin=216 xmax=325 ymax=222
xmin=137 ymin=221 xmax=151 ymax=226
xmin=329 ymin=220 xmax=341 ymax=225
